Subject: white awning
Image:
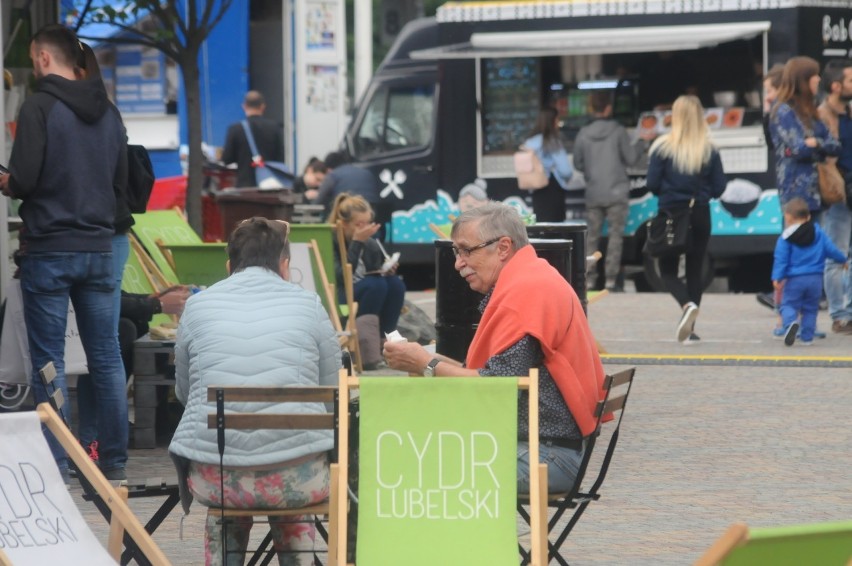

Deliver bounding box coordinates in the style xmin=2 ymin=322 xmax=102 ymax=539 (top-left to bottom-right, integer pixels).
xmin=410 ymin=21 xmax=771 ymax=59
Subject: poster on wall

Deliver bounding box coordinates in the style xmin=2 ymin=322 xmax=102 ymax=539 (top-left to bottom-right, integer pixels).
xmin=305 ymin=0 xmax=337 ymax=51
xmin=115 ymin=45 xmax=166 ymax=115
xmin=306 ymin=65 xmax=339 ymax=113
xmin=294 ymin=0 xmax=347 ymax=171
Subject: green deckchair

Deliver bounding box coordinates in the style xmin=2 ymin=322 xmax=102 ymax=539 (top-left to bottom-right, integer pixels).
xmin=696 ymin=520 xmax=852 ymax=565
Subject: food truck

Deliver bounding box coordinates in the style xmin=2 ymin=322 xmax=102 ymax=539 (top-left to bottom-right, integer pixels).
xmin=341 ymin=0 xmax=852 ymax=290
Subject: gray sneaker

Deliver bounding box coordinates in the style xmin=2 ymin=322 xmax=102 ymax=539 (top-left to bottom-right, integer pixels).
xmin=102 ymin=467 xmax=128 ymax=487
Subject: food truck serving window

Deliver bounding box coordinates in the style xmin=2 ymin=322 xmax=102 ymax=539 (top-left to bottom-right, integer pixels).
xmin=353 ymin=84 xmax=436 ymax=159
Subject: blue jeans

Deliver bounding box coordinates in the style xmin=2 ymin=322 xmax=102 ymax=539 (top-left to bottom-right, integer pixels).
xmin=350 ymin=275 xmax=406 ymax=335
xmin=77 ymin=234 xmax=130 ymax=446
xmin=822 ymin=203 xmax=852 ymax=322
xmin=780 ymin=273 xmax=823 ymax=342
xmin=517 ymin=440 xmax=585 ymax=493
xmin=20 ymin=251 xmax=128 ymax=474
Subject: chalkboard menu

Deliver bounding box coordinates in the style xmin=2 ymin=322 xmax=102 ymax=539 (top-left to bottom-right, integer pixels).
xmin=481 ymin=58 xmax=541 ymax=155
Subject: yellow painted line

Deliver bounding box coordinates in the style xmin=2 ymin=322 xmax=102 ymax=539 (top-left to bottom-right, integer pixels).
xmin=601 ymin=354 xmax=852 ymax=362
xmin=600 ymin=353 xmax=852 ymax=368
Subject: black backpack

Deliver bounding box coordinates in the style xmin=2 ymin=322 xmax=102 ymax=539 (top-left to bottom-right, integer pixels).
xmin=126 ymin=144 xmax=155 ymax=213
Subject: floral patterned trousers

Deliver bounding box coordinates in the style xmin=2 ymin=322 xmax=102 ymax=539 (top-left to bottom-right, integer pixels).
xmin=188 ymin=453 xmax=330 ymax=566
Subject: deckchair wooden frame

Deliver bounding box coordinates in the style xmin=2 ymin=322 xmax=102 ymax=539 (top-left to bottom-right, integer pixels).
xmin=27 ymin=403 xmax=172 ymax=566
xmin=206 ymin=385 xmax=341 ymax=565
xmin=128 ymin=232 xmax=172 ymax=292
xmin=308 ymin=239 xmax=363 ymax=373
xmin=334 ymin=368 xmax=548 ymax=566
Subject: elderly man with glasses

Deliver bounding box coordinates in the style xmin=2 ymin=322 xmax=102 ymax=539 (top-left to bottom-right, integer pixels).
xmin=383 ymin=202 xmax=606 ymax=493
xmin=169 ymin=217 xmax=341 ymax=565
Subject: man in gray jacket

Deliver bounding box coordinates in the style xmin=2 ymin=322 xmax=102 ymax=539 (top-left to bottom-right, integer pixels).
xmin=573 ymin=91 xmax=648 ymax=291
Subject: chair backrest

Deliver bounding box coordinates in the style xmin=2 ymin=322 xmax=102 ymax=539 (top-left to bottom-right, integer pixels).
xmin=0 ymin=404 xmax=171 ymax=566
xmin=336 ymin=369 xmax=547 ymax=566
xmin=206 ymin=385 xmax=338 ymax=438
xmin=696 ymin=520 xmax=852 ymax=565
xmin=290 ymin=224 xmax=336 ymax=291
xmin=131 ymin=210 xmax=203 ymax=284
xmin=161 ymin=243 xmax=229 ymax=288
xmin=570 ymin=367 xmax=636 ymax=502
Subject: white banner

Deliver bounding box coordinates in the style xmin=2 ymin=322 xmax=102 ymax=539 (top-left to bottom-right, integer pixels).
xmin=0 ymin=279 xmax=88 ymax=385
xmin=0 ymin=411 xmax=116 ymax=564
xmin=288 ymin=242 xmax=318 ymax=295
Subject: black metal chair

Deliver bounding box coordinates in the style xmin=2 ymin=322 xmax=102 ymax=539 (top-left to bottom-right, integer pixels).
xmin=518 ymin=367 xmax=636 ymax=565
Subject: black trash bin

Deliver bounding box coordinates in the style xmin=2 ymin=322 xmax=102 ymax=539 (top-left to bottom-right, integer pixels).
xmin=215 ymin=188 xmax=295 ymax=238
xmin=434 ymin=240 xmax=482 ymax=362
xmin=526 ymin=221 xmax=588 ymax=312
xmin=434 ymin=238 xmax=574 ymax=362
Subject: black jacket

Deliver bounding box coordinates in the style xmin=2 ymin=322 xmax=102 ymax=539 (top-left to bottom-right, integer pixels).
xmin=646 ymin=150 xmax=727 ymax=210
xmin=221 ymin=115 xmax=285 ymax=188
xmin=9 ymin=75 xmax=128 ymax=251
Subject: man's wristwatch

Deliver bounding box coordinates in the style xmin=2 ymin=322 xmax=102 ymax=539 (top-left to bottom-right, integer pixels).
xmin=423 ymin=358 xmax=440 ymax=378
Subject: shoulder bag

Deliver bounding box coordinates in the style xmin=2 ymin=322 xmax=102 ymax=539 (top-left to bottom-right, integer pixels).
xmin=644 ymin=183 xmax=699 ymax=259
xmin=817 ymin=159 xmax=846 ymax=206
xmin=513 ymin=145 xmax=549 ymax=190
xmin=240 ymin=121 xmax=294 ymax=190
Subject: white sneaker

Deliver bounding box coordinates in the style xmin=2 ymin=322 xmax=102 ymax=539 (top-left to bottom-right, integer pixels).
xmin=677 ymin=303 xmax=699 ymax=343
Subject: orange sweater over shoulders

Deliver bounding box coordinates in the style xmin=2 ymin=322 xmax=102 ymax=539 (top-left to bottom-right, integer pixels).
xmin=466 ymin=245 xmax=606 ymax=436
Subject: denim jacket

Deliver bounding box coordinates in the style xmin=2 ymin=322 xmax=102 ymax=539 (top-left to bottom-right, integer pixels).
xmin=524 ymin=134 xmax=573 ymax=189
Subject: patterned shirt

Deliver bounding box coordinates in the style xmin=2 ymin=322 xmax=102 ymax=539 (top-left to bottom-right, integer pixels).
xmin=475 ymin=289 xmax=581 ymax=440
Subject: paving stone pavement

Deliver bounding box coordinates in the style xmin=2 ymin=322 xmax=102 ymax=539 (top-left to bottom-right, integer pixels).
xmin=68 ymin=291 xmax=851 ymax=564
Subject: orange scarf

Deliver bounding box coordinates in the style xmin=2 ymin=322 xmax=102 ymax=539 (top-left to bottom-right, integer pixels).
xmin=466 ymin=245 xmax=605 ymax=436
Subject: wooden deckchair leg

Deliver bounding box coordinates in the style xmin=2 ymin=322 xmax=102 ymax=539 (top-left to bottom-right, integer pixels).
xmin=336 ymin=369 xmax=350 ymax=566
xmin=328 ymin=463 xmax=340 ymax=565
xmin=108 ymin=486 xmax=130 ymax=561
xmin=537 ymin=463 xmax=549 ymax=566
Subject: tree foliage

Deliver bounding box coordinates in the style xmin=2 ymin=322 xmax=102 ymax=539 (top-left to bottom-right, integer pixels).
xmin=69 ymin=0 xmax=235 ymax=233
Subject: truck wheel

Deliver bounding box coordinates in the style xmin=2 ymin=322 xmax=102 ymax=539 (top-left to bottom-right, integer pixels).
xmin=641 ymin=253 xmax=715 ymax=293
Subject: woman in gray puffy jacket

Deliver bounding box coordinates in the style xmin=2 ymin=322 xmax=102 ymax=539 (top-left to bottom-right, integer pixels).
xmin=169 ymin=218 xmax=341 ymax=565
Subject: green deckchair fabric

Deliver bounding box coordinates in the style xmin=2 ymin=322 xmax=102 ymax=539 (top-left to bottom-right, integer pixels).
xmin=722 ymin=521 xmax=852 ymax=565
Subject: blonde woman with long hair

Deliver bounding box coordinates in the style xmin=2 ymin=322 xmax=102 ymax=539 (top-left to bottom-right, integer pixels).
xmin=328 ymin=193 xmax=406 ymax=347
xmin=647 ymin=95 xmax=727 ymax=343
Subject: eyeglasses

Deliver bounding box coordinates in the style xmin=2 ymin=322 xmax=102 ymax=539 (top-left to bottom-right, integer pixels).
xmin=451 ymin=236 xmax=504 ymax=258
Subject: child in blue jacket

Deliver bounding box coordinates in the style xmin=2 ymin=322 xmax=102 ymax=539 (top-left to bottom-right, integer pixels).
xmin=772 ymin=198 xmax=848 ymax=345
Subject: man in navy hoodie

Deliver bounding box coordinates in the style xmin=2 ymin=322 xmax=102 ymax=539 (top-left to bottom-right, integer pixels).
xmin=0 ymin=25 xmax=129 ymax=484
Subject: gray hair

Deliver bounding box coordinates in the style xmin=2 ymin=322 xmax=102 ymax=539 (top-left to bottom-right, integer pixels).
xmin=459 ymin=178 xmax=488 ymax=201
xmin=451 ymin=202 xmax=529 ymax=249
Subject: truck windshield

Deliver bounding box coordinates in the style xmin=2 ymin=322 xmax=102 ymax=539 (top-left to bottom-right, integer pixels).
xmin=352 ymin=84 xmax=435 ymax=159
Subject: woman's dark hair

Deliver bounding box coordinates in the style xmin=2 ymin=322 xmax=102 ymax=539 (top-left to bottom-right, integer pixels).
xmin=305 ymin=159 xmax=328 ymax=174
xmin=227 ymin=217 xmax=290 ymax=274
xmin=774 ymin=56 xmax=820 ymax=127
xmin=530 ymin=107 xmax=561 ymax=150
xmin=74 ymin=42 xmax=101 ymax=81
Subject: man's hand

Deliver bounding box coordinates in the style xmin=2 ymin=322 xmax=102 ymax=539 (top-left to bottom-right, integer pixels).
xmin=158 ymin=286 xmax=191 ymax=316
xmin=772 ymin=279 xmax=785 ymax=291
xmin=383 ymin=340 xmax=431 ymax=375
xmin=0 ymin=173 xmax=11 ymax=197
xmin=804 ymin=137 xmax=818 ymax=148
